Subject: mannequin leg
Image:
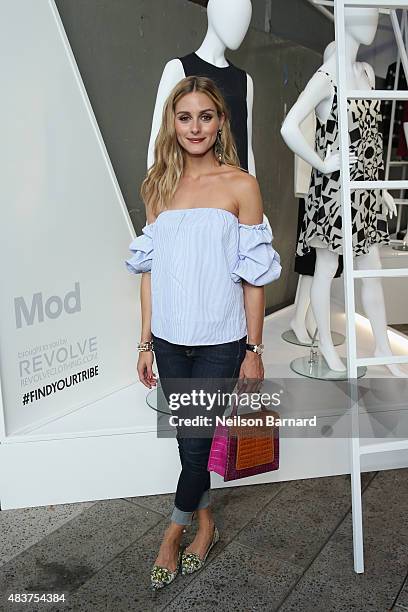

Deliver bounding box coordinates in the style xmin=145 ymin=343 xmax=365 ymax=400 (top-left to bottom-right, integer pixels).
xmin=311 ymin=247 xmax=346 ymax=371
xmin=290 ymin=275 xmax=313 ymax=343
xmin=305 ymin=302 xmax=318 ymax=340
xmin=355 ymin=245 xmax=407 ymax=377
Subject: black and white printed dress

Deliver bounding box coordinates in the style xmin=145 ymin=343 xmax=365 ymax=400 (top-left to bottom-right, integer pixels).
xmin=297 ymin=70 xmax=390 ymax=258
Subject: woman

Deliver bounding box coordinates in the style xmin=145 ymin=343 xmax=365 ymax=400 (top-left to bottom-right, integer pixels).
xmin=125 ymin=76 xmax=281 ymax=590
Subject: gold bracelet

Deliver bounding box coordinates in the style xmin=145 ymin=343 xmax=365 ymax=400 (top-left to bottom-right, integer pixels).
xmin=137 ymin=340 xmax=154 ymax=352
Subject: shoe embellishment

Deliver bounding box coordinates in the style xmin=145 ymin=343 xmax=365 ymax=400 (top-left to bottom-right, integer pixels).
xmin=150 ymin=548 xmax=182 ymax=590
xmin=181 ymin=526 xmax=219 ymax=576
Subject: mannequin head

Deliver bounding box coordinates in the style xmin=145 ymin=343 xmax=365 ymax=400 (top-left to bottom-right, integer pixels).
xmin=207 ymin=0 xmax=252 ymax=50
xmin=345 ymin=7 xmax=379 ymax=46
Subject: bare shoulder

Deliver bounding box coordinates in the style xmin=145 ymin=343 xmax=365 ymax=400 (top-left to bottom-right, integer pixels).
xmin=225 ymin=169 xmax=263 ymax=224
xmin=219 ymin=166 xmax=259 ymax=195
xmin=233 ymin=170 xmax=260 ymax=195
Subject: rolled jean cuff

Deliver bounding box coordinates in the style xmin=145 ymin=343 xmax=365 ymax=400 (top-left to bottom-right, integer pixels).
xmin=171 ymin=490 xmax=210 ymax=526
xmin=197 ymin=488 xmax=210 ymax=509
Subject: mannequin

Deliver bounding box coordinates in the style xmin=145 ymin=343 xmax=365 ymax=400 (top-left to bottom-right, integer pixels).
xmin=291 ymin=111 xmax=317 ymax=344
xmin=291 ymin=41 xmax=338 ymax=344
xmin=281 ymin=8 xmax=406 ymax=377
xmin=147 ymin=0 xmax=254 ymax=173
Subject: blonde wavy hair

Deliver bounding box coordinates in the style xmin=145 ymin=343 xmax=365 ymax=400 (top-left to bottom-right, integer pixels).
xmin=141 ymin=76 xmax=241 ymax=218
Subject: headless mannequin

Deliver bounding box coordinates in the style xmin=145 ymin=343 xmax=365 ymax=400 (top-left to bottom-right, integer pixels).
xmin=147 ymin=0 xmax=255 ymax=173
xmin=281 ymin=8 xmax=406 ymax=377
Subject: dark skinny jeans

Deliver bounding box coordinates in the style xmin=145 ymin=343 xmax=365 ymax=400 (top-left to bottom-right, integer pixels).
xmin=152 ymin=332 xmax=247 ymax=525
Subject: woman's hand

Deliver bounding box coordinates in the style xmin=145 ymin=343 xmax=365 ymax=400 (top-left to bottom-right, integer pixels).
xmin=382 ymin=190 xmax=397 ymax=218
xmin=137 ymin=351 xmax=157 ymax=389
xmin=236 ymin=352 xmax=264 ymax=394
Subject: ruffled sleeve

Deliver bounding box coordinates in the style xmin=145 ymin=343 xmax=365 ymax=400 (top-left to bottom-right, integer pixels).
xmin=230 ymin=222 xmax=282 ymax=286
xmin=125 ymin=222 xmax=155 ymax=274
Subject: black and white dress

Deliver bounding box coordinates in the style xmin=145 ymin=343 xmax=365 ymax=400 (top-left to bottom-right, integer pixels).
xmin=297 ymin=70 xmax=390 ymax=258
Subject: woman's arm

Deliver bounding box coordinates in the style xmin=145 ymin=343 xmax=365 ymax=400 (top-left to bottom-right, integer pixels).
xmin=140 ymin=205 xmax=157 ymax=342
xmin=236 ymin=174 xmax=265 ymax=345
xmin=233 ymin=174 xmax=267 ymax=388
xmin=137 ymin=206 xmax=157 ymax=388
xmin=140 ymin=272 xmax=153 ymax=343
xmin=138 ymin=272 xmax=157 ymax=389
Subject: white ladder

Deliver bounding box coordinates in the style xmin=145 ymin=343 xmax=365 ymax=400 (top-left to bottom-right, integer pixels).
xmin=334 ymin=0 xmax=408 ymax=574
xmin=384 ymin=9 xmax=408 ymax=243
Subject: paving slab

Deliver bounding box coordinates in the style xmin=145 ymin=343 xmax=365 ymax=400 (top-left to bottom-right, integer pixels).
xmin=0 ymin=499 xmax=163 ymax=612
xmin=278 ymin=469 xmax=408 ymax=611
xmin=0 ymin=501 xmax=96 ymax=568
xmin=236 ymin=474 xmax=354 ymax=569
xmin=164 ymin=540 xmax=302 ymax=612
xmin=395 ymin=576 xmax=408 ymax=610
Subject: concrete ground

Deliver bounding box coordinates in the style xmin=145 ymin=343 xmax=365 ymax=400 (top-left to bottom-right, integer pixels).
xmin=0 ymin=469 xmax=407 ymax=612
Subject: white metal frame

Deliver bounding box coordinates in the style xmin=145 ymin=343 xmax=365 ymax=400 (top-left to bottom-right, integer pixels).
xmin=384 ymin=10 xmax=408 ymax=241
xmin=334 ymin=0 xmax=408 ymax=573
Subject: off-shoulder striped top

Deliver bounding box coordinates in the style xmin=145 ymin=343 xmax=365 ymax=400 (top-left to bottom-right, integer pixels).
xmin=125 ymin=207 xmax=281 ymax=346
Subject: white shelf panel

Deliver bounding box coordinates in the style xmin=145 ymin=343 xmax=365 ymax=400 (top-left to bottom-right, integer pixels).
xmin=360 ymin=440 xmax=408 ymax=456
xmin=356 ymin=355 xmax=408 ymax=366
xmin=353 ymin=268 xmax=408 ymax=278
xmin=348 ymin=90 xmax=408 ymax=100
xmin=345 ymin=1 xmax=408 ymax=7
xmin=350 ymin=181 xmax=408 ymax=190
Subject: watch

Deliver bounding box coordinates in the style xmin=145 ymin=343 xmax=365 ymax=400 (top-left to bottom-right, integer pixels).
xmin=246 ymin=343 xmax=264 ymax=356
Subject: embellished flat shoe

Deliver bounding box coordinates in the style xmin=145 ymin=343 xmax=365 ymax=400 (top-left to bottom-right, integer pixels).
xmin=181 ymin=525 xmax=219 ymax=575
xmin=150 ymin=547 xmax=183 ymax=590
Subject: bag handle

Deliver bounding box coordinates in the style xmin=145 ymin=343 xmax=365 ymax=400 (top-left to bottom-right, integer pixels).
xmin=229 ymin=386 xmax=269 ymax=418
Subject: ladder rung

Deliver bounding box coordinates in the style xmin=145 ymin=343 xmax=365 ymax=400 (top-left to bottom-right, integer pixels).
xmin=348 ymin=90 xmax=408 ymax=100
xmin=360 ymin=440 xmax=408 ymax=456
xmin=350 ymin=181 xmax=408 ymax=190
xmin=353 ymin=268 xmax=408 ymax=278
xmin=316 ymin=0 xmax=391 ymax=10
xmin=345 ymin=1 xmax=408 ymax=7
xmin=389 ymin=161 xmax=408 ymax=166
xmin=356 ymin=355 xmax=408 ymax=367
xmin=394 ymin=199 xmax=408 ymax=205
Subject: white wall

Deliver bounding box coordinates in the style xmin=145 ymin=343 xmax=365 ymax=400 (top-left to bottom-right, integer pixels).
xmin=0 ymin=0 xmax=144 ymax=436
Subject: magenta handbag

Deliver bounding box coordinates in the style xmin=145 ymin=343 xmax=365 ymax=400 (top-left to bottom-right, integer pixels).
xmin=207 ymin=392 xmax=279 ymax=482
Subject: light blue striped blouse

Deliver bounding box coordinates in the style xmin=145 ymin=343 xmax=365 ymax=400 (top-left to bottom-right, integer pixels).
xmin=125 ymin=207 xmax=281 ymax=346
